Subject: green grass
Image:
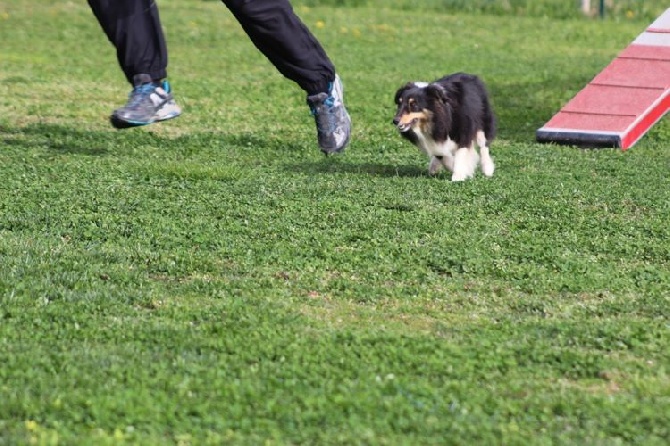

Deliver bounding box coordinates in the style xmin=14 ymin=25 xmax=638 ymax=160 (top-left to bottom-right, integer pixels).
xmin=1 ymin=1 xmax=670 ymax=444
xmin=301 ymin=0 xmax=668 ymax=21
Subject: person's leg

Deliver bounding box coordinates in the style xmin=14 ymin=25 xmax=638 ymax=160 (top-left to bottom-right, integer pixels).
xmin=87 ymin=0 xmax=168 ymax=83
xmin=87 ymin=0 xmax=180 ymax=128
xmin=223 ymin=0 xmax=351 ymax=153
xmin=223 ymin=0 xmax=333 ymax=94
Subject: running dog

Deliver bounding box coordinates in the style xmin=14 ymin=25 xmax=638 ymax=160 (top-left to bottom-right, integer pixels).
xmin=392 ymin=73 xmax=496 ymax=181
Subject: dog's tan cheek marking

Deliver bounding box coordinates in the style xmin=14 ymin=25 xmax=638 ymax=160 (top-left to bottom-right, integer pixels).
xmin=398 ymin=111 xmax=427 ymax=126
xmin=417 ymin=109 xmax=433 ymax=132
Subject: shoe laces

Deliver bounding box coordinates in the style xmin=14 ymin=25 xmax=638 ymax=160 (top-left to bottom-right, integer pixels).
xmin=310 ymin=96 xmax=336 ymax=115
xmin=322 ymin=95 xmax=336 ymax=109
xmin=309 ymin=79 xmax=339 ymax=114
xmin=127 ymin=83 xmax=158 ymax=108
xmin=312 ymin=101 xmax=339 ymax=134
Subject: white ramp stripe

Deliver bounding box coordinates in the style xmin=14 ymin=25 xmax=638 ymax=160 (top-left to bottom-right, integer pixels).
xmin=634 ymin=32 xmax=670 ymax=47
xmin=648 ymin=8 xmax=670 ymax=30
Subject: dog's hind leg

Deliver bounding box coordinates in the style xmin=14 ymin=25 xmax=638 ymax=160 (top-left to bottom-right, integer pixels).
xmin=477 ymin=130 xmax=495 ymax=177
xmin=434 ymin=140 xmax=456 ymax=175
xmin=430 ymin=154 xmax=456 ymax=176
xmin=439 ymin=154 xmax=454 ymax=173
xmin=428 ymin=156 xmax=444 ymax=175
xmin=468 ymin=144 xmax=480 ymax=177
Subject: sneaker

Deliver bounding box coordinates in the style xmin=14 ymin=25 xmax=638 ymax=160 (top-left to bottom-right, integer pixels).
xmin=307 ymin=74 xmax=351 ymax=154
xmin=110 ymin=73 xmax=182 ymax=129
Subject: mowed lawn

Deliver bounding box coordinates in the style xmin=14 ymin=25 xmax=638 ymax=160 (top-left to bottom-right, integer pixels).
xmin=1 ymin=1 xmax=669 ymax=444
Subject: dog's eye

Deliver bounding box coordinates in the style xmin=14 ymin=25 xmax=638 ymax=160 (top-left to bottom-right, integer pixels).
xmin=410 ymin=102 xmax=420 ymax=112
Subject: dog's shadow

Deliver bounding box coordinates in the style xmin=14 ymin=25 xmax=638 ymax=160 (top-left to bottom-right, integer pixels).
xmin=285 ymin=158 xmax=425 ymax=178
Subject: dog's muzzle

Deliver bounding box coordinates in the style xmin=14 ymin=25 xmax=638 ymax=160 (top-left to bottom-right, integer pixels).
xmin=393 ymin=116 xmax=414 ymax=133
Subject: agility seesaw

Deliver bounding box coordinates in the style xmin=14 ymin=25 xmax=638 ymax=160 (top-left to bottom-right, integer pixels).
xmin=536 ymin=8 xmax=670 ymax=149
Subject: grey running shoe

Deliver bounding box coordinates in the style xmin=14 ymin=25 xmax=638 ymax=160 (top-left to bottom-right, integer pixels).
xmin=110 ymin=74 xmax=182 ymax=129
xmin=307 ymin=74 xmax=352 ymax=154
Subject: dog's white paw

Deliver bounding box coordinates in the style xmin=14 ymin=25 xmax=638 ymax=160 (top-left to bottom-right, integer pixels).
xmin=479 ymin=145 xmax=495 ymax=177
xmin=481 ymin=158 xmax=495 ymax=177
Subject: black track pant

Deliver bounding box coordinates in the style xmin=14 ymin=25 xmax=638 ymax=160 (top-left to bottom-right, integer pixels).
xmin=87 ymin=0 xmax=336 ymax=95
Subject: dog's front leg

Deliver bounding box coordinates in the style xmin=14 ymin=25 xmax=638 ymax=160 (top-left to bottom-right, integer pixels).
xmin=451 ymin=147 xmax=472 ymax=182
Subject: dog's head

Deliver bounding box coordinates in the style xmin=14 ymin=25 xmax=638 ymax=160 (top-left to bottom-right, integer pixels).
xmin=392 ymin=82 xmax=448 ymax=133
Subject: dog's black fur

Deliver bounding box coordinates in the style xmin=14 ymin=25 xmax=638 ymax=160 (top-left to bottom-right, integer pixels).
xmin=393 ymin=73 xmax=496 ymax=180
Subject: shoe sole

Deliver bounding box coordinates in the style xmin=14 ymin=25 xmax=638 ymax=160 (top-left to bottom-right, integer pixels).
xmin=110 ymin=104 xmax=182 ymax=129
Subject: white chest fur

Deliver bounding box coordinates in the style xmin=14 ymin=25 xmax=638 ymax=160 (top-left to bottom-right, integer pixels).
xmin=413 ymin=131 xmax=457 ymax=158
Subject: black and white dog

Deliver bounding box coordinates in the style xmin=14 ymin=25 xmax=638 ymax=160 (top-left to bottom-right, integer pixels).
xmin=392 ymin=73 xmax=496 ymax=181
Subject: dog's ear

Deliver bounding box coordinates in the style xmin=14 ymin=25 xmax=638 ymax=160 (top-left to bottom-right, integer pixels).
xmin=427 ymin=83 xmax=449 ymax=104
xmin=394 ymin=82 xmax=415 ymax=104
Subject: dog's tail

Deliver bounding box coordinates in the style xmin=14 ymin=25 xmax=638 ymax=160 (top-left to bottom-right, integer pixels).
xmin=480 ymin=81 xmax=496 ymax=144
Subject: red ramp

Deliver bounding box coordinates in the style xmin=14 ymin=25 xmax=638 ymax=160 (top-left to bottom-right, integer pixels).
xmin=536 ymin=9 xmax=670 ymax=149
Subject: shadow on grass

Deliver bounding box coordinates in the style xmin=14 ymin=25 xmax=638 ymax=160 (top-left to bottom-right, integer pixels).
xmin=1 ymin=122 xmax=423 ymax=177
xmin=487 ymin=82 xmax=557 ymax=144
xmin=285 ymin=158 xmax=425 ymax=178
xmin=0 ymin=122 xmax=313 ymax=156
xmin=487 ymin=71 xmax=606 ymax=143
xmin=1 ymin=122 xmax=111 ymax=156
